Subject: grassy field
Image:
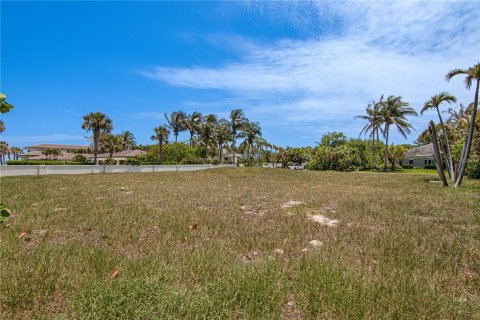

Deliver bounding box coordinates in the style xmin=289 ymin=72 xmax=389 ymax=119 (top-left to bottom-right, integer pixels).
xmin=1 ymin=168 xmax=479 ymax=319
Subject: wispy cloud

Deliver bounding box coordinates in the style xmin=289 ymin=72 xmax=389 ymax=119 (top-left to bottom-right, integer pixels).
xmin=140 ymin=1 xmax=480 ymax=145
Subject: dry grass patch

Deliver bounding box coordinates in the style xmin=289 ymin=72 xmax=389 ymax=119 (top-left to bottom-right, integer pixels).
xmin=0 ymin=168 xmax=479 ymax=319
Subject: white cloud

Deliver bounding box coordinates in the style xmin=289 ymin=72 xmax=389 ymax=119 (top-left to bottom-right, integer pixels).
xmin=140 ymin=1 xmax=480 ymax=145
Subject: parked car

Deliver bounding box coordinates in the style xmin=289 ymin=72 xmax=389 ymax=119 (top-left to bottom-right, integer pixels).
xmin=288 ymin=163 xmax=304 ymax=170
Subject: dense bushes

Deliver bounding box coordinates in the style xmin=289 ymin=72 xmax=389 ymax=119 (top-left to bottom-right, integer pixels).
xmin=6 ymin=160 xmax=84 ymax=165
xmin=401 ymin=164 xmax=414 ymax=169
xmin=424 ymin=164 xmax=437 ymax=170
xmin=307 ymin=134 xmax=382 ymax=172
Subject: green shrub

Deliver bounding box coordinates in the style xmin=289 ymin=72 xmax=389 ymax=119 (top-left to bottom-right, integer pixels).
xmin=424 ymin=164 xmax=436 ymax=170
xmin=126 ymin=158 xmax=141 ymax=165
xmin=73 ymin=154 xmax=88 ymax=164
xmin=466 ymin=156 xmax=480 ymax=179
xmin=7 ymin=160 xmax=66 ymax=165
xmin=402 ymin=164 xmax=414 ymax=169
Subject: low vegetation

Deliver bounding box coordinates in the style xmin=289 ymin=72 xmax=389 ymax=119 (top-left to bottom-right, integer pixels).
xmin=1 ymin=168 xmax=479 ymax=319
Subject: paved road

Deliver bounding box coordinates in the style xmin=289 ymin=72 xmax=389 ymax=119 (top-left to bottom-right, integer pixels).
xmin=0 ymin=164 xmax=235 ymax=177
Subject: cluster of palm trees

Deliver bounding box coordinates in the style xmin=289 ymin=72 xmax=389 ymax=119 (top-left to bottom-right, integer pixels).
xmin=151 ymin=109 xmax=263 ymax=163
xmin=420 ymin=63 xmax=480 ymax=187
xmin=0 ymin=142 xmax=22 ymax=165
xmin=355 ymin=95 xmax=418 ymax=171
xmin=41 ymin=148 xmax=62 ymax=160
xmin=81 ymin=112 xmax=136 ymax=164
xmin=356 ymin=62 xmax=480 ymax=187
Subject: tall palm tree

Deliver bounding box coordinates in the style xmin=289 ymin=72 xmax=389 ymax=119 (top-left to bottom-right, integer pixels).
xmin=199 ymin=114 xmax=218 ymax=160
xmin=81 ymin=112 xmax=113 ymax=165
xmin=103 ymin=133 xmax=123 ymax=162
xmin=215 ymin=119 xmax=232 ymax=163
xmin=164 ymin=111 xmax=186 ymax=142
xmin=0 ymin=92 xmax=14 ymax=134
xmin=151 ymin=125 xmax=170 ymax=163
xmin=9 ymin=147 xmax=22 ymax=160
xmin=119 ymin=131 xmax=136 ymax=150
xmin=239 ymin=121 xmax=262 ymax=162
xmin=421 ymin=92 xmax=457 ymax=180
xmin=446 ymin=62 xmax=480 ymax=187
xmin=183 ymin=112 xmax=203 ymax=147
xmin=379 ymin=95 xmax=418 ymax=172
xmin=229 ymin=109 xmax=248 ymax=165
xmin=355 ymin=97 xmax=383 ymax=169
xmin=0 ymin=141 xmax=9 ymax=165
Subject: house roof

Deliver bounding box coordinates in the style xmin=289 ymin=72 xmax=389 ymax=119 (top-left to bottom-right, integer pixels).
xmin=25 ymin=144 xmax=89 ymax=150
xmin=94 ymin=150 xmax=146 ymax=159
xmin=28 ymin=153 xmax=81 ymax=161
xmin=405 ymin=143 xmax=436 ymax=157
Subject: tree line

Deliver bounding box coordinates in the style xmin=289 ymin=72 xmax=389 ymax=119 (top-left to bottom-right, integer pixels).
xmin=355 ymin=62 xmax=480 ymax=187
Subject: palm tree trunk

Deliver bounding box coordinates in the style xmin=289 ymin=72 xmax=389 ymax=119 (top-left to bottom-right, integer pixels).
xmin=436 ymin=107 xmax=455 ymax=181
xmin=190 ymin=131 xmax=194 ymax=147
xmin=372 ymin=133 xmax=377 ymax=169
xmin=232 ymin=131 xmax=236 ymax=165
xmin=93 ymin=129 xmax=99 ymax=165
xmin=159 ymin=142 xmax=163 ymax=163
xmin=429 ymin=121 xmax=448 ymax=186
xmin=383 ymin=125 xmax=389 ymax=172
xmin=455 ymin=79 xmax=479 ymax=188
xmin=175 ymin=132 xmax=178 ymax=143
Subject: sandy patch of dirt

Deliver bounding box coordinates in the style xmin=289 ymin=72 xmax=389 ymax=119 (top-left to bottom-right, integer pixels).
xmin=307 ymin=214 xmax=339 ymax=227
xmin=281 ymin=201 xmax=305 ymax=209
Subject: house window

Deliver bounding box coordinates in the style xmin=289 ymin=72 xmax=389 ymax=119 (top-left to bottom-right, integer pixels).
xmin=409 ymin=160 xmax=413 ymax=165
xmin=424 ymin=160 xmax=428 ymax=165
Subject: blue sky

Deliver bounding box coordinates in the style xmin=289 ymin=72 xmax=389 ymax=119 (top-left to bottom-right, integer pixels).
xmin=1 ymin=1 xmax=479 ymax=148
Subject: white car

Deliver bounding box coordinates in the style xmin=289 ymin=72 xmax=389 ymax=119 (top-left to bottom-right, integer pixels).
xmin=288 ymin=163 xmax=304 ymax=170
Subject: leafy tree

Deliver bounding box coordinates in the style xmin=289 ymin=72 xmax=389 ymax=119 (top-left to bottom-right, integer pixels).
xmin=0 ymin=92 xmax=14 ymax=134
xmin=81 ymin=112 xmax=113 ymax=165
xmin=119 ymin=131 xmax=136 ymax=150
xmin=379 ymin=95 xmax=418 ymax=171
xmin=151 ymin=125 xmax=170 ymax=163
xmin=319 ymin=132 xmax=347 ymax=147
xmin=183 ymin=112 xmax=203 ymax=146
xmin=355 ymin=98 xmax=383 ymax=169
xmin=165 ymin=111 xmax=186 ymax=142
xmin=102 ymin=133 xmax=123 ymax=162
xmin=446 ymin=62 xmax=480 ymax=187
xmin=239 ymin=121 xmax=262 ymax=162
xmin=229 ymin=109 xmax=248 ymax=164
xmin=199 ymin=114 xmax=218 ymax=160
xmin=215 ymin=119 xmax=232 ymax=163
xmin=421 ymin=92 xmax=457 ymax=180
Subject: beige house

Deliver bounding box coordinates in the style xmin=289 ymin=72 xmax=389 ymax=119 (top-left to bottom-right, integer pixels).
xmin=22 ymin=144 xmax=90 ymax=160
xmin=403 ymin=143 xmax=438 ymax=167
xmin=22 ymin=144 xmax=145 ymax=164
xmin=94 ymin=150 xmax=146 ymax=164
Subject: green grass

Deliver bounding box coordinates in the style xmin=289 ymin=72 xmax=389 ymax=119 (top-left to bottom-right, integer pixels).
xmin=1 ymin=168 xmax=479 ymax=319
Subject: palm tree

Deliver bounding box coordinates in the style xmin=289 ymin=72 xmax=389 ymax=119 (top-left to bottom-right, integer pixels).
xmin=151 ymin=125 xmax=170 ymax=163
xmin=0 ymin=141 xmax=9 ymax=165
xmin=0 ymin=93 xmax=14 ymax=134
xmin=183 ymin=112 xmax=203 ymax=147
xmin=239 ymin=121 xmax=262 ymax=162
xmin=165 ymin=111 xmax=186 ymax=142
xmin=229 ymin=109 xmax=248 ymax=165
xmin=355 ymin=98 xmax=383 ymax=169
xmin=421 ymin=92 xmax=457 ymax=180
xmin=9 ymin=147 xmax=22 ymax=160
xmin=215 ymin=119 xmax=232 ymax=163
xmin=119 ymin=131 xmax=136 ymax=150
xmin=379 ymin=95 xmax=418 ymax=172
xmin=103 ymin=133 xmax=123 ymax=162
xmin=446 ymin=63 xmax=480 ymax=187
xmin=199 ymin=114 xmax=218 ymax=160
xmin=81 ymin=112 xmax=113 ymax=165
